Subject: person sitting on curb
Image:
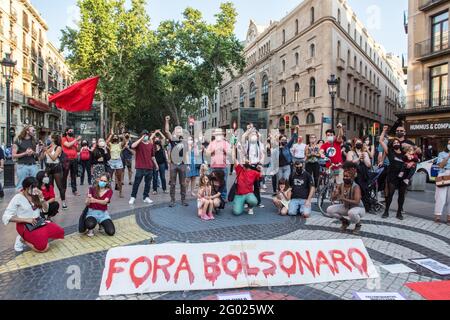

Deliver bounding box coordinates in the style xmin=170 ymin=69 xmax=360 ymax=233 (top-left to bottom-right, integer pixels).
xmin=288 ymin=161 xmax=315 ymax=218
xmin=327 ymin=161 xmax=366 ymax=235
xmin=2 ymin=177 xmax=64 ymax=252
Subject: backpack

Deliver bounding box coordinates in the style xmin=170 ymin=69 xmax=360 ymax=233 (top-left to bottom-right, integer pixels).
xmin=80 ymin=147 xmax=90 ymax=161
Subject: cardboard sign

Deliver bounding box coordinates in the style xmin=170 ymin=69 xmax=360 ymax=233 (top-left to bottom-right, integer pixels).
xmin=411 ymin=258 xmax=450 ymax=275
xmin=380 ymin=264 xmax=416 ymax=274
xmin=354 ymin=292 xmax=406 ymax=300
xmin=99 ymin=240 xmax=378 ymax=296
xmin=217 ymin=292 xmax=252 ymax=300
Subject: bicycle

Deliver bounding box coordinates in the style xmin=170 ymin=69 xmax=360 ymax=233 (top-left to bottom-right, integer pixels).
xmin=317 ymin=163 xmax=342 ymax=217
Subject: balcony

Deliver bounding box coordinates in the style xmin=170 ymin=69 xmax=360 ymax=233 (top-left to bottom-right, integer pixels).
xmin=277 ymin=71 xmax=287 ymax=83
xmin=291 ymin=65 xmax=301 ymax=77
xmin=31 ymin=48 xmax=37 ymax=60
xmin=10 ymin=8 xmax=17 ymax=22
xmin=418 ymin=0 xmax=448 ymax=11
xmin=22 ymin=68 xmax=32 ymax=82
xmin=39 ymin=36 xmax=44 ymax=47
xmin=346 ymin=66 xmax=356 ymax=78
xmin=23 ymin=44 xmax=30 ymax=56
xmin=32 ymin=28 xmax=37 ymax=40
xmin=414 ymin=91 xmax=449 ymax=109
xmin=38 ymin=56 xmax=45 ymax=67
xmin=305 ymin=58 xmax=316 ymax=71
xmin=38 ymin=79 xmax=46 ymax=90
xmin=336 ymin=58 xmax=346 ymax=71
xmin=415 ymin=33 xmax=449 ymax=61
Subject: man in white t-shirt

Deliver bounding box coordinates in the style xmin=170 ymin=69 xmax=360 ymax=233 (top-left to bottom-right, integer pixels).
xmin=291 ymin=135 xmax=307 ymax=163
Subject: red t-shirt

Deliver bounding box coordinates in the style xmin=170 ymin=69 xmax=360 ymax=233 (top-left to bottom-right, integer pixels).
xmin=134 ymin=142 xmax=155 ymax=170
xmin=41 ymin=185 xmax=55 ymax=201
xmin=62 ymin=137 xmax=78 ymax=159
xmin=88 ymin=187 xmax=113 ymax=211
xmin=320 ymin=141 xmax=343 ymax=168
xmin=235 ymin=164 xmax=262 ymax=195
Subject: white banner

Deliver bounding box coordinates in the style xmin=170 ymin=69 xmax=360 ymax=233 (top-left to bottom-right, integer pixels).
xmin=99 ymin=240 xmax=379 ymax=296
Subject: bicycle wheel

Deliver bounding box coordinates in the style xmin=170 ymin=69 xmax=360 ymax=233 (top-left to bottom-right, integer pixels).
xmin=318 ymin=184 xmax=336 ymax=217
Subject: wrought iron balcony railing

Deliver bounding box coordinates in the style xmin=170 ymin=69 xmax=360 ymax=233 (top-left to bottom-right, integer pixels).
xmin=415 ymin=32 xmax=449 ymax=60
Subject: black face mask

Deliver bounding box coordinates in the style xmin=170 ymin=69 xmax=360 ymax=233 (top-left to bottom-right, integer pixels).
xmin=355 ymin=143 xmax=363 ymax=150
xmin=393 ymin=145 xmax=401 ymax=151
xmin=281 ymin=141 xmax=287 ymax=146
xmin=344 ymin=178 xmax=352 ymax=185
xmin=68 ymin=132 xmax=74 ymax=137
xmin=112 ymin=138 xmax=119 ymax=143
xmin=295 ymin=167 xmax=303 ymax=174
xmin=82 ymin=143 xmax=88 ymax=147
xmin=396 ymin=132 xmax=405 ymax=138
xmin=125 ymin=135 xmax=130 ymax=139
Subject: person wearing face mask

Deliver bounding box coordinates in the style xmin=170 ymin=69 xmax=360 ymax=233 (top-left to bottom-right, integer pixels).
xmin=288 ymin=161 xmax=315 ymax=217
xmin=36 ymin=171 xmax=59 ymax=220
xmin=91 ymin=138 xmax=110 ymax=182
xmin=379 ymin=125 xmax=407 ymax=220
xmin=12 ymin=125 xmax=39 ymax=191
xmin=2 ymin=177 xmax=64 ymax=252
xmin=433 ymin=140 xmax=450 ymax=225
xmin=363 ymin=136 xmax=375 ymax=162
xmin=346 ymin=138 xmax=372 ymax=212
xmin=79 ymin=140 xmax=92 ymax=186
xmin=206 ymin=128 xmax=231 ymax=201
xmin=276 ymin=126 xmax=299 ymax=182
xmin=327 ymin=162 xmax=365 ymax=235
xmin=106 ymin=131 xmax=126 ymax=198
xmin=165 ymin=116 xmax=189 ymax=207
xmin=62 ymin=128 xmax=82 ymax=197
xmin=81 ymin=174 xmax=115 ymax=237
xmin=44 ymin=133 xmax=66 ymax=208
xmin=305 ymin=135 xmax=321 ymax=188
xmin=121 ymin=132 xmax=135 ymax=185
xmin=291 ymin=135 xmax=307 ymax=164
xmin=153 ymin=136 xmax=169 ymax=195
xmin=186 ymin=137 xmax=200 ymax=197
xmin=242 ymin=128 xmax=265 ymax=208
xmin=129 ymin=130 xmax=158 ymax=206
xmin=320 ymin=124 xmax=344 ymax=185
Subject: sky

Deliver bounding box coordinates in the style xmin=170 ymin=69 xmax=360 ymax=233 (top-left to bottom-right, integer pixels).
xmin=31 ymin=0 xmax=408 ymax=57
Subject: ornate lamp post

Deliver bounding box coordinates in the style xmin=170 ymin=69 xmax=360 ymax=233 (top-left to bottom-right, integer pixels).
xmin=1 ymin=53 xmax=17 ymax=188
xmin=327 ymin=74 xmax=339 ymax=129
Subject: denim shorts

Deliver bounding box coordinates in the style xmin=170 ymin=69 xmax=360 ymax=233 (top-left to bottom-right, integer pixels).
xmin=87 ymin=209 xmax=111 ymax=224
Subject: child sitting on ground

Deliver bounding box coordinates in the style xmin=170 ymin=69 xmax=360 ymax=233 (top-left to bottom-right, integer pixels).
xmin=197 ymin=174 xmax=221 ymax=221
xmin=272 ymin=178 xmax=291 ymax=216
xmin=399 ymin=146 xmax=419 ymax=185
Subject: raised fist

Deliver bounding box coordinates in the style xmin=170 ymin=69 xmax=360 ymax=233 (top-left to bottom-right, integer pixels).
xmin=336 ymin=123 xmax=343 ymax=129
xmin=383 ymin=125 xmax=389 ymax=132
xmin=165 ymin=116 xmax=171 ymax=121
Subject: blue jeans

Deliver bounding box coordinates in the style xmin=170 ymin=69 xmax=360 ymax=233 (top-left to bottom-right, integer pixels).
xmin=16 ymin=164 xmax=39 ymax=190
xmin=277 ymin=165 xmax=291 ymax=181
xmin=131 ymin=169 xmax=154 ymax=199
xmin=153 ymin=163 xmax=167 ymax=192
xmin=211 ymin=168 xmax=228 ymax=199
xmin=288 ymin=199 xmax=312 ymax=217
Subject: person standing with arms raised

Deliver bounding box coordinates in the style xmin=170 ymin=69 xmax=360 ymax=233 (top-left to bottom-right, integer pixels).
xmin=129 ymin=130 xmax=158 ymax=206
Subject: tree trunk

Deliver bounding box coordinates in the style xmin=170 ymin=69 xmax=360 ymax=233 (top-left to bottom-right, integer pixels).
xmin=111 ymin=112 xmax=116 ymax=133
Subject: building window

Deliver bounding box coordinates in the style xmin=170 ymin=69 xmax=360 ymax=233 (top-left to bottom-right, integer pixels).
xmin=239 ymin=87 xmax=245 ymax=108
xmin=353 ymin=86 xmax=357 ymax=104
xmin=347 ymin=50 xmax=351 ymax=65
xmin=337 ymin=9 xmax=341 ymax=24
xmin=294 ymin=83 xmax=300 ymax=102
xmin=310 ymin=44 xmax=315 ymax=57
xmin=347 ymin=84 xmax=351 ymax=102
xmin=295 ymin=19 xmax=299 ymax=35
xmin=430 ymin=64 xmax=448 ymax=107
xmin=282 ymin=59 xmax=286 ymax=72
xmin=311 ymin=7 xmax=315 ymax=25
xmin=337 ymin=41 xmax=341 ymax=59
xmin=347 ymin=23 xmax=351 ymax=34
xmin=354 ymin=56 xmax=357 ymax=69
xmin=431 ymin=11 xmax=449 ymax=53
xmin=347 ymin=115 xmax=351 ymax=130
xmin=306 ymin=113 xmax=315 ymax=124
xmin=292 ymin=116 xmax=299 ymax=127
xmin=282 ymin=29 xmax=286 ymax=44
xmin=281 ymin=87 xmax=286 ymax=105
xmin=309 ymin=78 xmax=316 ymax=98
xmin=295 ymin=52 xmax=299 ymax=65
xmin=249 ymin=82 xmax=256 ymax=108
xmin=262 ymin=75 xmax=269 ymax=108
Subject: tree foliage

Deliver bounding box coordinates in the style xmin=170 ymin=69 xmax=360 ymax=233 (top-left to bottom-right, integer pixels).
xmin=61 ymin=0 xmax=245 ymax=132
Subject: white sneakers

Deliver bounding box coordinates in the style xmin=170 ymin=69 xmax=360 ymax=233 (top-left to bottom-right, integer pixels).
xmin=14 ymin=235 xmax=24 ymax=252
xmin=248 ymin=209 xmax=254 ymax=215
xmin=87 ymin=230 xmax=95 ymax=237
xmin=129 ymin=197 xmax=154 ymax=205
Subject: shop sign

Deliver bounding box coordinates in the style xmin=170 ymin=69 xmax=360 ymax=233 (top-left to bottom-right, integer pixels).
xmin=406 ymin=119 xmax=450 ymax=135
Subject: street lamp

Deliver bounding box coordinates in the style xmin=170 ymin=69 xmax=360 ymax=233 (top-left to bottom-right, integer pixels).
xmin=1 ymin=53 xmax=17 ymax=188
xmin=327 ymin=74 xmax=339 ymax=129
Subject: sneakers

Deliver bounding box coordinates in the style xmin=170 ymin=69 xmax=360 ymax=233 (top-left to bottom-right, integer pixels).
xmin=258 ymin=204 xmax=265 ymax=208
xmin=152 ymin=191 xmax=157 ymax=195
xmin=62 ymin=201 xmax=68 ymax=210
xmin=396 ymin=213 xmax=404 ymax=221
xmin=129 ymin=197 xmax=136 ymax=205
xmin=169 ymin=202 xmax=176 ymax=208
xmin=87 ymin=230 xmax=95 ymax=237
xmin=73 ymin=191 xmax=80 ymax=196
xmin=403 ymin=179 xmax=409 ymax=185
xmin=382 ymin=212 xmax=389 ymax=219
xmin=14 ymin=235 xmax=24 ymax=252
xmin=144 ymin=198 xmax=154 ymax=205
xmin=340 ymin=218 xmax=350 ymax=232
xmin=98 ymin=225 xmax=105 ymax=234
xmin=353 ymin=223 xmax=362 ymax=235
xmin=182 ymin=201 xmax=189 ymax=207
xmin=248 ymin=209 xmax=254 ymax=215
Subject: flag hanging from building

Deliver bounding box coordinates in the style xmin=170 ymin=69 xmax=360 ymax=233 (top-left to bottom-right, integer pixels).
xmin=49 ymin=76 xmax=100 ymax=112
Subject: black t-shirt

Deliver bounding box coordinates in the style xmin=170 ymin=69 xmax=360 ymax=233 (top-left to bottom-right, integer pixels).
xmin=92 ymin=148 xmax=110 ymax=165
xmin=289 ymin=170 xmax=314 ymax=199
xmin=155 ymin=147 xmax=167 ymax=165
xmin=279 ymin=148 xmax=288 ymax=167
xmin=387 ymin=148 xmax=405 ymax=178
xmin=0 ymin=147 xmax=4 ymax=161
xmin=14 ymin=138 xmax=36 ymax=165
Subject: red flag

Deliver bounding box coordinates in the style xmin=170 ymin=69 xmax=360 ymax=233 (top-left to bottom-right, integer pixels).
xmin=49 ymin=76 xmax=100 ymax=112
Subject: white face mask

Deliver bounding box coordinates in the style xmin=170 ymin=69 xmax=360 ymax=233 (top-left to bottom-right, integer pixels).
xmin=98 ymin=141 xmax=106 ymax=148
xmin=43 ymin=177 xmax=50 ymax=185
xmin=327 ymin=136 xmax=334 ymax=143
xmin=216 ymin=135 xmax=223 ymax=142
xmin=250 ymin=135 xmax=258 ymax=144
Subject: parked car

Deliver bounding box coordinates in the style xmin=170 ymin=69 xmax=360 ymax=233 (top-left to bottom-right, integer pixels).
xmin=416 ymin=157 xmax=439 ymax=183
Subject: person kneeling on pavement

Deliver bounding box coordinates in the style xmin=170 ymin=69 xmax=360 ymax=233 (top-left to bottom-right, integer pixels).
xmin=288 ymin=161 xmax=315 ymax=217
xmin=232 ymin=158 xmax=263 ymax=216
xmin=2 ymin=177 xmax=64 ymax=253
xmin=327 ymin=161 xmax=365 ymax=235
xmin=80 ymin=174 xmax=116 ymax=237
